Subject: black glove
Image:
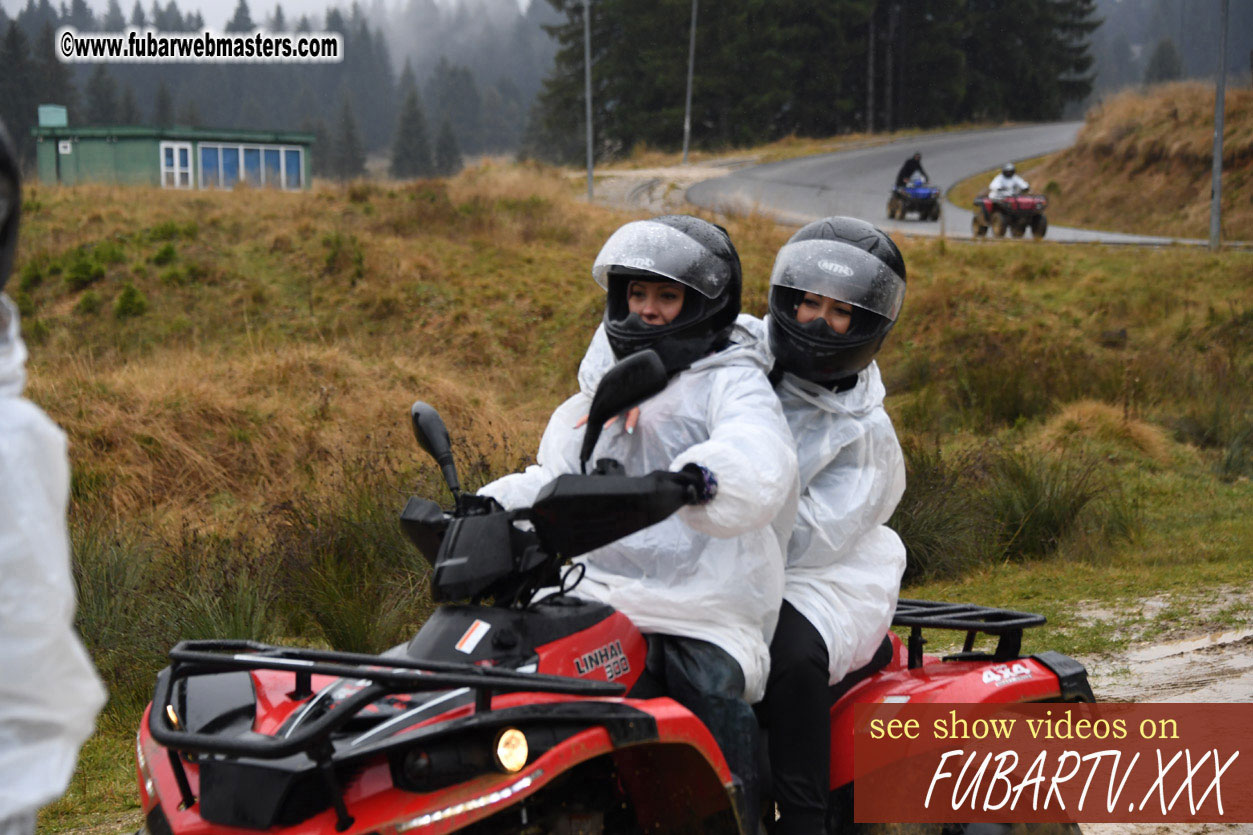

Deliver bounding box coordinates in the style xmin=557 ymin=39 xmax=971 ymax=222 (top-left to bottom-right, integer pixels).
xmin=674 ymin=463 xmax=718 ymax=505
xmin=456 ymin=492 xmax=504 ymax=516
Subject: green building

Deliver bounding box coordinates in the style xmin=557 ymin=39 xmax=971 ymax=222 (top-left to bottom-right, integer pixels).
xmin=33 ymin=105 xmax=314 ymax=190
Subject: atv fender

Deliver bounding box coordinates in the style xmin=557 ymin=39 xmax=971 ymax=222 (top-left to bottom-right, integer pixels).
xmin=826 ymin=654 xmax=1089 ymax=789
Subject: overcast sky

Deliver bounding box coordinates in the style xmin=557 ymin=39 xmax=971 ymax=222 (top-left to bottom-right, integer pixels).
xmin=2 ymin=0 xmax=528 ymax=30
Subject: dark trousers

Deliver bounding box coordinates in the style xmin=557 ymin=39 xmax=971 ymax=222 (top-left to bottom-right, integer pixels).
xmin=761 ymin=601 xmax=831 ymax=835
xmin=634 ymin=633 xmax=761 ymax=833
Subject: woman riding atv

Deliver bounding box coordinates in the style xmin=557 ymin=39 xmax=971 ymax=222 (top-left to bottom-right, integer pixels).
xmin=477 ymin=214 xmax=799 ymax=829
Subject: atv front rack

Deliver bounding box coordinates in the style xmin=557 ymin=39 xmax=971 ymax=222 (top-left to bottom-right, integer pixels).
xmin=148 ymin=640 xmax=625 ymax=826
xmin=892 ymin=599 xmax=1046 ymax=669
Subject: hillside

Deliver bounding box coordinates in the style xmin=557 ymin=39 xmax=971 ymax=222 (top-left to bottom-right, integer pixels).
xmin=11 ymin=167 xmax=1253 ymax=830
xmin=1022 ymin=82 xmax=1253 ymax=239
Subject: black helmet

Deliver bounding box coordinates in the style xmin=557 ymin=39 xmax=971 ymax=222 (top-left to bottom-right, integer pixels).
xmin=0 ymin=121 xmax=19 ymax=293
xmin=593 ymin=215 xmax=741 ymax=372
xmin=1002 ymin=162 xmax=1016 ymax=177
xmin=767 ymin=217 xmax=906 ymax=384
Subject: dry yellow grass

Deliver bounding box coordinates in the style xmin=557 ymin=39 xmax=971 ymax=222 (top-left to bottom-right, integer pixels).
xmin=1033 ymin=400 xmax=1178 ymax=465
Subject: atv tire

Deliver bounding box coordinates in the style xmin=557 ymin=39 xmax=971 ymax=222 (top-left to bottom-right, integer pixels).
xmin=887 ymin=197 xmax=901 ymax=219
xmin=1031 ymin=214 xmax=1048 ymax=238
xmin=928 ymin=204 xmax=941 ymax=222
xmin=991 ymin=212 xmax=1008 ymax=237
xmin=971 ymin=215 xmax=988 ymax=237
xmin=1011 ymin=221 xmax=1027 ymax=238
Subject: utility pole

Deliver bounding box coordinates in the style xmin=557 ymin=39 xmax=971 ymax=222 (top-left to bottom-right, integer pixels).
xmin=583 ymin=0 xmax=594 ymax=202
xmin=1209 ymin=0 xmax=1228 ymax=251
xmin=682 ymin=0 xmax=698 ymax=164
xmin=866 ymin=7 xmax=875 ymax=133
xmin=884 ymin=2 xmax=898 ymax=134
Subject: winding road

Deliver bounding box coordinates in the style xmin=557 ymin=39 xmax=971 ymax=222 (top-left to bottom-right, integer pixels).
xmin=685 ymin=122 xmax=1213 ymax=245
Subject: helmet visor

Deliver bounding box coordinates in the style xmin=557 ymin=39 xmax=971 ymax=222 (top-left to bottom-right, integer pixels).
xmin=592 ymin=219 xmax=732 ymax=300
xmin=769 ymin=239 xmax=905 ymax=322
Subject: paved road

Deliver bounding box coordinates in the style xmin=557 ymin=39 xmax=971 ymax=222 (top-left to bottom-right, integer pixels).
xmin=686 ymin=122 xmax=1212 ymax=245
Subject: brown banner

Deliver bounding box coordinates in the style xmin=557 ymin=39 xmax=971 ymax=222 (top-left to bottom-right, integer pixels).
xmin=853 ymin=703 xmax=1253 ymax=823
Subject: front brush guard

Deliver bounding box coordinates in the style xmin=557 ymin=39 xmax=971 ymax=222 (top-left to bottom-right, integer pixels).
xmin=148 ymin=639 xmax=626 ymax=829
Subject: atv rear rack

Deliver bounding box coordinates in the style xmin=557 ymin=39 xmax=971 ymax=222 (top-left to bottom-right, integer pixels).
xmin=892 ymin=599 xmax=1047 ymax=669
xmin=148 ymin=640 xmax=625 ymax=827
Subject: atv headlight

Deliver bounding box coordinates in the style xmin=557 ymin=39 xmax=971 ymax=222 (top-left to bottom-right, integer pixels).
xmin=493 ymin=728 xmax=528 ymax=773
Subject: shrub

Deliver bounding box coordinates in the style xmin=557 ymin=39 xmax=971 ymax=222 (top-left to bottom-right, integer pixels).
xmin=114 ymin=283 xmax=148 ymax=318
xmin=95 ymin=240 xmax=126 ymax=264
xmin=151 ymin=243 xmax=177 ymax=265
xmin=18 ymin=259 xmax=43 ymax=291
xmin=323 ymin=231 xmax=366 ymax=286
xmin=271 ymin=460 xmax=432 ymax=654
xmin=71 ymin=520 xmax=166 ymax=711
xmin=74 ymin=290 xmax=103 ymax=315
xmin=891 ymin=440 xmax=993 ymax=583
xmin=64 ymin=251 xmax=105 ymax=291
xmin=982 ymin=452 xmax=1102 ymax=561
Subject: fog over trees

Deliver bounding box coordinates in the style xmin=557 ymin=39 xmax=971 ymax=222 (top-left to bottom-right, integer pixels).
xmin=1 ymin=0 xmax=1249 ymax=171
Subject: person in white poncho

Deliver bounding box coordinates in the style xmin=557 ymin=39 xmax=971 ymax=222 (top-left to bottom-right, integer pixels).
xmin=0 ymin=123 xmax=106 ymax=835
xmin=478 ymin=215 xmax=798 ymax=829
xmin=757 ymin=217 xmax=906 ymax=835
xmin=578 ymin=216 xmax=907 ymax=835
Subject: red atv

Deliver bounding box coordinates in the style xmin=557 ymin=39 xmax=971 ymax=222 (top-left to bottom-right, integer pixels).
xmin=134 ymin=351 xmax=1092 ymax=835
xmin=972 ymin=193 xmax=1049 ymax=239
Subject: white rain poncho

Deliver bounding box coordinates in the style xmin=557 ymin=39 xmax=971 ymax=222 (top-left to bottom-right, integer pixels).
xmin=481 ymin=322 xmax=798 ymax=702
xmin=0 ymin=295 xmax=106 ymax=823
xmin=988 ymin=172 xmax=1030 ymax=199
xmin=580 ymin=314 xmax=905 ymax=685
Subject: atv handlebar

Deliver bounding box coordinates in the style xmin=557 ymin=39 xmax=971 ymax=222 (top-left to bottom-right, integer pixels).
xmin=403 ymin=465 xmax=699 ymax=606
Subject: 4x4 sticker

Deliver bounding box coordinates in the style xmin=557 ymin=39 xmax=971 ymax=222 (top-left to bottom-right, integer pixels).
xmin=574 ymin=640 xmax=630 ymax=681
xmin=455 ymin=620 xmax=492 ymax=654
xmin=982 ymin=662 xmax=1032 ymax=686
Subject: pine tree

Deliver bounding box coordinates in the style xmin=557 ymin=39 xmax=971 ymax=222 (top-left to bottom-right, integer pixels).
xmin=390 ymin=87 xmax=433 ymax=178
xmin=302 ymin=116 xmax=330 ymax=177
xmin=0 ymin=22 xmax=35 ymax=163
xmin=269 ymin=3 xmax=285 ymax=31
xmin=102 ymin=0 xmax=125 ymax=29
xmin=119 ymin=84 xmax=141 ymax=123
xmin=154 ymin=80 xmax=173 ymax=125
xmin=333 ymin=94 xmax=366 ymax=180
xmin=225 ymin=0 xmax=253 ymax=32
xmin=67 ymin=0 xmax=95 ymax=30
xmin=433 ymin=118 xmax=461 ymax=177
xmin=84 ymin=64 xmax=119 ymax=124
xmin=176 ymin=98 xmax=201 ymax=127
xmin=129 ymin=0 xmax=145 ymax=27
xmin=34 ymin=21 xmax=79 ymax=118
xmin=1143 ymin=37 xmax=1183 ymax=84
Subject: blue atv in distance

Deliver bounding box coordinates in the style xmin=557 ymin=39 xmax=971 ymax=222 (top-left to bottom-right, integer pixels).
xmin=887 ymin=175 xmax=941 ymax=221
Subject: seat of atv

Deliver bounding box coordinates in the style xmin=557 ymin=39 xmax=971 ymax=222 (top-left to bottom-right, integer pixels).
xmin=828 ymin=634 xmax=893 ymax=704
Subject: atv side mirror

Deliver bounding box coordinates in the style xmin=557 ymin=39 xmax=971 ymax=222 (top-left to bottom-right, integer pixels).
xmin=411 ymin=401 xmax=461 ymax=498
xmin=579 ymin=349 xmax=668 ymax=473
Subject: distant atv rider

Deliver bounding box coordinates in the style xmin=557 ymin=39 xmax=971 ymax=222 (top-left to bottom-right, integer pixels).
xmin=988 ymin=162 xmax=1029 ymax=198
xmin=478 ymin=215 xmax=799 ymax=830
xmin=894 ymin=152 xmax=928 ymax=187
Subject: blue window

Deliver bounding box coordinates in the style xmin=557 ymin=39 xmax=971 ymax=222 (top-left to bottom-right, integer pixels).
xmin=201 ymin=145 xmax=219 ymax=188
xmin=179 ymin=147 xmax=189 ymax=168
xmin=164 ymin=147 xmax=174 ymax=167
xmin=285 ymin=150 xmax=301 ymax=189
xmin=264 ymin=149 xmax=281 ymax=186
xmin=243 ymin=148 xmax=262 ymax=186
xmin=221 ymin=146 xmax=240 ymax=187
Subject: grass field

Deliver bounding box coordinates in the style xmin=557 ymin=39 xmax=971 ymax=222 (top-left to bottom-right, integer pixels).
xmin=13 ymin=128 xmax=1253 ymax=830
